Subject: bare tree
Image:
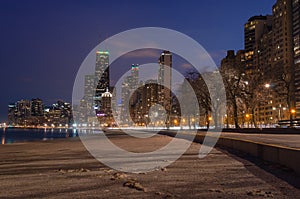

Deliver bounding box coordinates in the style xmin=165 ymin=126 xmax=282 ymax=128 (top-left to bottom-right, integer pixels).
xmin=185 ymin=70 xmax=226 ymax=129
xmin=185 ymin=70 xmax=211 ymax=129
xmin=241 ymin=69 xmax=269 ymax=128
xmin=220 ymin=65 xmax=245 ymax=128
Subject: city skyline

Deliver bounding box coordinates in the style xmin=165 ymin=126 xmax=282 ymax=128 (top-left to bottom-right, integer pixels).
xmin=0 ymin=0 xmax=274 ymax=122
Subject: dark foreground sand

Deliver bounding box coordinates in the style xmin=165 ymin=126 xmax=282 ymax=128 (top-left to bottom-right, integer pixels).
xmin=0 ymin=134 xmax=300 ymax=198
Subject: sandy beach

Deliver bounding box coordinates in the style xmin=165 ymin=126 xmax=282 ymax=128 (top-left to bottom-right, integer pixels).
xmin=1 ymin=133 xmax=300 ymax=198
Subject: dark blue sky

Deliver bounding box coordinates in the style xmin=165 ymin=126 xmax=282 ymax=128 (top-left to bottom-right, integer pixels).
xmin=0 ymin=0 xmax=274 ymax=121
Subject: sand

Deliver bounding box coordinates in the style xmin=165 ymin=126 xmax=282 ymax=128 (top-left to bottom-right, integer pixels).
xmin=0 ymin=133 xmax=300 ymax=198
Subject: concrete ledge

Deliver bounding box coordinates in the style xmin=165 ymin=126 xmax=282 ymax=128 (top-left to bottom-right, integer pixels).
xmin=217 ymin=136 xmax=300 ymax=175
xmin=221 ymin=128 xmax=300 ymax=134
xmin=159 ymin=131 xmax=300 ymax=175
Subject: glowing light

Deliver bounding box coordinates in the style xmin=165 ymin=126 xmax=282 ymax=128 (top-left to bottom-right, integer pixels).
xmin=96 ymin=51 xmax=109 ymax=55
xmin=265 ymin=83 xmax=270 ymax=88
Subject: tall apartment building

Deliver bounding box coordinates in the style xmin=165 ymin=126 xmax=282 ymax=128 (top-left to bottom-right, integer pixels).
xmin=240 ymin=0 xmax=296 ymax=125
xmin=129 ymin=79 xmax=159 ymax=126
xmin=220 ymin=0 xmax=300 ymax=126
xmin=158 ymin=51 xmax=172 ymax=120
xmin=244 ymin=15 xmax=272 ymax=70
xmin=293 ymin=0 xmax=300 ymax=117
xmin=272 ymin=0 xmax=295 ymax=115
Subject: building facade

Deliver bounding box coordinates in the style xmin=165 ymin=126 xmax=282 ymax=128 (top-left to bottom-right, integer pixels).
xmin=158 ymin=50 xmax=172 ymax=127
xmin=293 ymin=0 xmax=300 ymax=117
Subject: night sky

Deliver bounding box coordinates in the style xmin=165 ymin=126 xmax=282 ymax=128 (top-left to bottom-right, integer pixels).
xmin=0 ymin=0 xmax=274 ymax=122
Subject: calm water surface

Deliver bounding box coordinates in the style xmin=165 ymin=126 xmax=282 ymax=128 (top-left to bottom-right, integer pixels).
xmin=0 ymin=128 xmax=78 ymax=144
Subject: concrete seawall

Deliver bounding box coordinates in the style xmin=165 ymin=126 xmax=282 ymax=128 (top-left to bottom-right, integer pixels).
xmin=160 ymin=131 xmax=300 ymax=175
xmin=215 ymin=136 xmax=300 ymax=175
xmin=221 ymin=128 xmax=300 ymax=134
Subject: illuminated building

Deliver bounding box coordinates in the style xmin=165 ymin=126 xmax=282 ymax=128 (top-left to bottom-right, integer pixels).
xmin=293 ymin=0 xmax=300 ymax=117
xmin=158 ymin=51 xmax=172 ymax=126
xmin=98 ymin=89 xmax=113 ymax=127
xmin=8 ymin=104 xmax=17 ymax=126
xmin=74 ymin=50 xmax=111 ymax=126
xmin=128 ymin=79 xmax=159 ymax=126
xmin=272 ymin=0 xmax=294 ymax=109
xmin=244 ymin=15 xmax=272 ymax=70
xmin=84 ymin=75 xmax=96 ymax=99
xmin=95 ymin=51 xmax=110 ymax=96
xmin=15 ymin=99 xmax=31 ymax=125
xmin=8 ymin=99 xmax=73 ymax=127
xmin=31 ymin=98 xmax=44 ymax=116
xmin=120 ymin=64 xmax=140 ymax=126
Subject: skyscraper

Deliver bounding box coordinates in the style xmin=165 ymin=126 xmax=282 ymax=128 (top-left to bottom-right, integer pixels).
xmin=95 ymin=51 xmax=110 ymax=96
xmin=158 ymin=50 xmax=172 ymax=118
xmin=84 ymin=75 xmax=96 ymax=99
xmin=131 ymin=64 xmax=139 ymax=87
xmin=120 ymin=64 xmax=140 ymax=126
xmin=76 ymin=50 xmax=111 ymax=126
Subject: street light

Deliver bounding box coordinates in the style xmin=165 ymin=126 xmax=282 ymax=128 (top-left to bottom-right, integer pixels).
xmin=264 ymin=83 xmax=273 ymax=126
xmin=245 ymin=114 xmax=250 ymax=128
xmin=265 ymin=83 xmax=270 ymax=88
xmin=173 ymin=119 xmax=178 ymax=126
xmin=290 ymin=109 xmax=296 ymax=127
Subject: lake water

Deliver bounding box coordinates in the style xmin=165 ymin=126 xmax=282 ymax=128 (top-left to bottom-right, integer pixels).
xmin=0 ymin=128 xmax=78 ymax=144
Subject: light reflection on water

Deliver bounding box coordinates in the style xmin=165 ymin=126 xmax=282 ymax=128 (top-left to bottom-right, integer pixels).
xmin=0 ymin=128 xmax=78 ymax=144
xmin=2 ymin=135 xmax=4 ymax=145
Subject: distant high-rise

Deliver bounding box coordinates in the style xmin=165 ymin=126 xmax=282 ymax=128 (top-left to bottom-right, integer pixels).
xmin=16 ymin=100 xmax=31 ymax=120
xmin=8 ymin=104 xmax=16 ymax=125
xmin=84 ymin=75 xmax=96 ymax=99
xmin=31 ymin=98 xmax=44 ymax=116
xmin=95 ymin=51 xmax=110 ymax=95
xmin=131 ymin=64 xmax=139 ymax=88
xmin=120 ymin=64 xmax=140 ymax=125
xmin=158 ymin=51 xmax=172 ymax=117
